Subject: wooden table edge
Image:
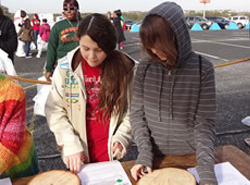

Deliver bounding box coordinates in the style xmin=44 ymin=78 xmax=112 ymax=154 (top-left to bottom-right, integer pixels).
xmin=11 ymin=145 xmax=250 ymax=185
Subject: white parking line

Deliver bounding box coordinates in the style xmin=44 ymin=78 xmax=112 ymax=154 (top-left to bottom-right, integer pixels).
xmin=123 ymin=43 xmax=140 ymax=48
xmin=212 ymin=41 xmax=250 ymax=49
xmin=132 ymin=37 xmax=140 ymax=40
xmin=192 ymin=38 xmax=250 ymax=49
xmin=195 ymin=51 xmax=229 ymax=62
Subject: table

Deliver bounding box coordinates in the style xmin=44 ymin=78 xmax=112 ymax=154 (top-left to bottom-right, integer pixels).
xmin=12 ymin=145 xmax=250 ymax=185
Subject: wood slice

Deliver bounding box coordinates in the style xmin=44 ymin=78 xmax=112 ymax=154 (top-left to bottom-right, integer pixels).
xmin=28 ymin=170 xmax=81 ymax=185
xmin=137 ymin=167 xmax=196 ymax=185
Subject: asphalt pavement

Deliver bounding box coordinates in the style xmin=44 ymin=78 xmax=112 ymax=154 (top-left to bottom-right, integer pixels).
xmin=13 ymin=29 xmax=250 ymax=172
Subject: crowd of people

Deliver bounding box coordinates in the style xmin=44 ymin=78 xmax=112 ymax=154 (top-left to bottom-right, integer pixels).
xmin=0 ymin=1 xmax=218 ymax=185
xmin=0 ymin=8 xmax=51 ymax=60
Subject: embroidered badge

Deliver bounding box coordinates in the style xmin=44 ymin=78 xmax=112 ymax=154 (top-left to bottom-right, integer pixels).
xmin=71 ymin=78 xmax=78 ymax=85
xmin=66 ymin=99 xmax=78 ymax=103
xmin=66 ymin=71 xmax=73 ymax=77
xmin=65 ymin=78 xmax=70 ymax=84
xmin=60 ymin=57 xmax=69 ymax=70
xmin=65 ymin=93 xmax=79 ymax=98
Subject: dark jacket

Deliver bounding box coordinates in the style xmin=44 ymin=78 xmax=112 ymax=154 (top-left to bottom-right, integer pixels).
xmin=113 ymin=17 xmax=125 ymax=43
xmin=0 ymin=15 xmax=18 ymax=62
xmin=130 ymin=2 xmax=217 ymax=185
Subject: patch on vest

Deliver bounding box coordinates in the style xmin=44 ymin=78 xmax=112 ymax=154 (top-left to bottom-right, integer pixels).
xmin=60 ymin=57 xmax=69 ymax=70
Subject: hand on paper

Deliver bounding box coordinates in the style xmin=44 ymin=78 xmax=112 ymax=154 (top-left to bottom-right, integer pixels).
xmin=131 ymin=164 xmax=152 ymax=181
xmin=111 ymin=141 xmax=126 ymax=159
xmin=65 ymin=151 xmax=88 ymax=173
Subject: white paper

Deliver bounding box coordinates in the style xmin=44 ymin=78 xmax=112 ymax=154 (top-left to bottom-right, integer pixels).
xmin=77 ymin=160 xmax=132 ymax=185
xmin=0 ymin=177 xmax=12 ymax=185
xmin=187 ymin=162 xmax=250 ymax=185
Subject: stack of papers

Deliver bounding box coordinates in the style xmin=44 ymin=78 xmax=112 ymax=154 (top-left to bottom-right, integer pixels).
xmin=77 ymin=160 xmax=131 ymax=185
xmin=187 ymin=162 xmax=250 ymax=185
xmin=0 ymin=178 xmax=12 ymax=185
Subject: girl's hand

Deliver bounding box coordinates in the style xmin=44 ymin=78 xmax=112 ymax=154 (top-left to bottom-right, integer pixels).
xmin=45 ymin=72 xmax=52 ymax=81
xmin=131 ymin=164 xmax=152 ymax=181
xmin=65 ymin=151 xmax=87 ymax=173
xmin=111 ymin=141 xmax=126 ymax=159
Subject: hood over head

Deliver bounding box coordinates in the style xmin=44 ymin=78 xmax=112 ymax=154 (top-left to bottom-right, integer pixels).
xmin=146 ymin=1 xmax=192 ymax=66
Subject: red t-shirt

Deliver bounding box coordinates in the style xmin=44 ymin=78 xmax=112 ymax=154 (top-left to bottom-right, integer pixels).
xmin=31 ymin=19 xmax=40 ymax=31
xmin=81 ymin=59 xmax=110 ymax=162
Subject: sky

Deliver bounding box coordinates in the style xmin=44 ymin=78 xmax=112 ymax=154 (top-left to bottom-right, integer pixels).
xmin=1 ymin=0 xmax=250 ymax=14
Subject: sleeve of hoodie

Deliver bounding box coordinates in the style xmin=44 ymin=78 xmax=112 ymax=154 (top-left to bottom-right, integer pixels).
xmin=39 ymin=25 xmax=44 ymax=37
xmin=45 ymin=64 xmax=84 ymax=157
xmin=195 ymin=59 xmax=217 ymax=185
xmin=46 ymin=23 xmax=59 ymax=73
xmin=130 ymin=62 xmax=154 ymax=168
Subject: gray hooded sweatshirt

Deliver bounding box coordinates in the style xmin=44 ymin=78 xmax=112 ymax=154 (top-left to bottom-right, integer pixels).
xmin=130 ymin=2 xmax=217 ymax=185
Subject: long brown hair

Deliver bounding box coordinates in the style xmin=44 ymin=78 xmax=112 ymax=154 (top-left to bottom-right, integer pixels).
xmin=77 ymin=13 xmax=133 ymax=120
xmin=139 ymin=15 xmax=178 ymax=68
xmin=33 ymin=13 xmax=39 ymax=20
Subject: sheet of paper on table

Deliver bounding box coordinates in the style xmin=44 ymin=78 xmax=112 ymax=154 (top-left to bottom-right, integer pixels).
xmin=187 ymin=162 xmax=250 ymax=185
xmin=77 ymin=160 xmax=132 ymax=185
xmin=0 ymin=177 xmax=12 ymax=185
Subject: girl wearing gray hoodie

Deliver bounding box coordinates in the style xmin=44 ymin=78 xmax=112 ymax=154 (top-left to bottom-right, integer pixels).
xmin=130 ymin=2 xmax=217 ymax=185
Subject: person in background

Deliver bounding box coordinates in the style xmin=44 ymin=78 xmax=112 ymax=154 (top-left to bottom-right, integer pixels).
xmin=112 ymin=10 xmax=125 ymax=50
xmin=130 ymin=2 xmax=217 ymax=185
xmin=0 ymin=73 xmax=39 ymax=178
xmin=14 ymin=10 xmax=28 ymax=58
xmin=18 ymin=19 xmax=34 ymax=59
xmin=45 ymin=0 xmax=81 ymax=81
xmin=31 ymin=13 xmax=40 ymax=50
xmin=36 ymin=18 xmax=50 ymax=58
xmin=45 ymin=13 xmax=135 ymax=173
xmin=0 ymin=7 xmax=18 ymax=63
xmin=106 ymin=11 xmax=113 ymax=23
xmin=117 ymin=9 xmax=126 ymax=50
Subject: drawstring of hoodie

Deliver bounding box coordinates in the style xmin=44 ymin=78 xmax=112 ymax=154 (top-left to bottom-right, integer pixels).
xmin=158 ymin=69 xmax=164 ymax=122
xmin=169 ymin=70 xmax=175 ymax=120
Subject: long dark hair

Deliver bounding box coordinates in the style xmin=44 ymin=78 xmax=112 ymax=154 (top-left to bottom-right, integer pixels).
xmin=77 ymin=13 xmax=133 ymax=119
xmin=34 ymin=13 xmax=39 ymax=20
xmin=140 ymin=15 xmax=178 ymax=68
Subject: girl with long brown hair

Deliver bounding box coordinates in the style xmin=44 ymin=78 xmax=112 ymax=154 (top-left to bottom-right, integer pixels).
xmin=45 ymin=13 xmax=135 ymax=173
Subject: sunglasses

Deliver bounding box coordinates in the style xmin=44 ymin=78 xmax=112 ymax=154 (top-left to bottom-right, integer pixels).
xmin=63 ymin=7 xmax=77 ymax=11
